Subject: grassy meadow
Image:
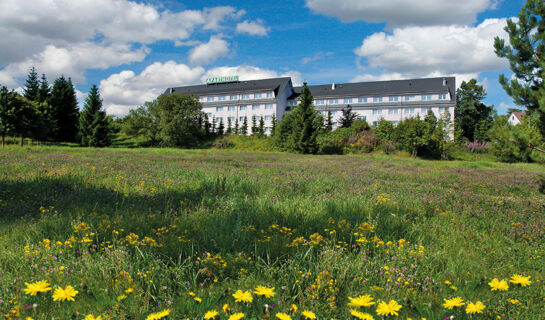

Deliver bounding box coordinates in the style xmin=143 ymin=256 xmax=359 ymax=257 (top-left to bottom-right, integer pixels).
xmin=0 ymin=146 xmax=544 ymax=320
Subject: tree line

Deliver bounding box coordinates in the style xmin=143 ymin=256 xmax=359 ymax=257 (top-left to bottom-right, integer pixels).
xmin=0 ymin=67 xmax=111 ymax=147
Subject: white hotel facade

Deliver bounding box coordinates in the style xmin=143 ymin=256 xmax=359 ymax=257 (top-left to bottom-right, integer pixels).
xmin=165 ymin=76 xmax=456 ymax=134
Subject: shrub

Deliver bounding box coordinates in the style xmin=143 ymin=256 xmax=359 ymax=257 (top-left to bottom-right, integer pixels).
xmin=489 ymin=116 xmax=545 ymax=162
xmin=213 ymin=136 xmax=234 ymax=149
xmin=463 ymin=141 xmax=490 ymax=153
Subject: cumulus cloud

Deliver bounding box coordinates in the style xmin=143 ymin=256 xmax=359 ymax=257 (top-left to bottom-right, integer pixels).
xmin=236 ymin=20 xmax=270 ymax=36
xmin=100 ymin=63 xmax=302 ymax=116
xmin=188 ymin=36 xmax=230 ymax=65
xmin=305 ymin=0 xmax=492 ymax=27
xmin=352 ymin=18 xmax=510 ymax=85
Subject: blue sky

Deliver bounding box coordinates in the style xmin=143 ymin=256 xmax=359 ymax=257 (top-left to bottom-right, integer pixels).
xmin=0 ymin=0 xmax=527 ymax=116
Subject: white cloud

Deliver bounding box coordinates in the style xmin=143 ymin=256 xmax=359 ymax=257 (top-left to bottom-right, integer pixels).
xmin=100 ymin=63 xmax=302 ymax=116
xmin=174 ymin=40 xmax=203 ymax=47
xmin=302 ymin=52 xmax=333 ymax=64
xmin=188 ymin=36 xmax=230 ymax=65
xmin=305 ymin=0 xmax=492 ymax=27
xmin=352 ymin=18 xmax=510 ymax=84
xmin=351 ymin=72 xmax=478 ymax=88
xmin=236 ymin=20 xmax=270 ymax=36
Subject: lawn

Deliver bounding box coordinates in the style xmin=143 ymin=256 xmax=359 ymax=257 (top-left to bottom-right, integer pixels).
xmin=0 ymin=146 xmax=544 ymax=320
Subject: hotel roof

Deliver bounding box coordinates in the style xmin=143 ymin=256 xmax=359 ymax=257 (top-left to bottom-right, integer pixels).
xmin=165 ymin=77 xmax=292 ymax=96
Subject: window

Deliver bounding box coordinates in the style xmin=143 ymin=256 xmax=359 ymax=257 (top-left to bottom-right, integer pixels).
xmin=216 ymin=117 xmax=223 ymax=122
xmin=207 ymin=96 xmax=214 ymax=102
xmin=389 ymin=96 xmax=399 ymax=102
xmin=421 ymin=107 xmax=431 ymax=114
xmin=265 ymin=104 xmax=274 ymax=110
xmin=372 ymin=109 xmax=382 ymax=115
xmin=344 ymin=98 xmax=353 ymax=104
xmin=266 ymin=92 xmax=274 ymax=98
xmin=405 ymin=96 xmax=412 ymax=101
xmin=329 ymin=99 xmax=339 ymax=105
xmin=230 ymin=95 xmax=238 ymax=100
xmin=373 ymin=97 xmax=383 ymax=103
xmin=405 ymin=108 xmax=415 ymax=114
xmin=206 ymin=113 xmax=212 ymax=118
xmin=218 ymin=96 xmax=226 ymax=101
xmin=254 ymin=93 xmax=262 ymax=99
xmin=239 ymin=116 xmax=247 ymax=121
xmin=252 ymin=105 xmax=260 ymax=110
xmin=228 ymin=117 xmax=235 ymax=122
xmin=422 ymin=95 xmax=432 ymax=101
xmin=315 ymin=99 xmax=325 ymax=105
xmin=265 ymin=115 xmax=273 ymax=121
xmin=439 ymin=93 xmax=447 ymax=100
xmin=242 ymin=94 xmax=251 ymax=100
xmin=239 ymin=106 xmax=247 ymax=111
xmin=228 ymin=106 xmax=236 ymax=111
xmin=265 ymin=127 xmax=272 ymax=133
xmin=357 ymin=116 xmax=367 ymax=121
xmin=388 ymin=109 xmax=398 ymax=115
xmin=439 ymin=107 xmax=447 ymax=113
xmin=358 ymin=97 xmax=367 ymax=103
xmin=216 ymin=107 xmax=224 ymax=112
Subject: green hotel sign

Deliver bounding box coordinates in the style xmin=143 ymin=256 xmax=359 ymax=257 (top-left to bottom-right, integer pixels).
xmin=206 ymin=75 xmax=239 ymax=84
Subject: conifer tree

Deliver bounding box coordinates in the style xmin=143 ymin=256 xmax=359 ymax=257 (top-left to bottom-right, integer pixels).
xmin=339 ymin=105 xmax=357 ymax=128
xmin=234 ymin=118 xmax=239 ymax=134
xmin=241 ymin=117 xmax=248 ymax=135
xmin=49 ymin=76 xmax=79 ymax=142
xmin=258 ymin=116 xmax=265 ymax=136
xmin=271 ymin=114 xmax=277 ymax=135
xmin=251 ymin=116 xmax=257 ymax=135
xmin=23 ymin=67 xmax=40 ymax=102
xmin=0 ymin=86 xmax=14 ymax=147
xmin=455 ymin=79 xmax=494 ymax=141
xmin=217 ymin=118 xmax=225 ymax=135
xmin=494 ymin=0 xmax=545 ymax=135
xmin=212 ymin=117 xmax=216 ymax=134
xmin=289 ymin=82 xmax=322 ymax=153
xmin=38 ymin=74 xmax=50 ymax=103
xmin=325 ymin=110 xmax=333 ymax=131
xmin=79 ymin=85 xmax=111 ymax=147
xmin=227 ymin=117 xmax=232 ymax=134
xmin=204 ymin=114 xmax=211 ymax=136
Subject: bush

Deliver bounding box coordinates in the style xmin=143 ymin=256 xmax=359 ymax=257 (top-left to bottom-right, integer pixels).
xmin=317 ymin=120 xmax=378 ymax=154
xmin=463 ymin=141 xmax=490 ymax=153
xmin=489 ymin=116 xmax=545 ymax=162
xmin=213 ymin=136 xmax=234 ymax=149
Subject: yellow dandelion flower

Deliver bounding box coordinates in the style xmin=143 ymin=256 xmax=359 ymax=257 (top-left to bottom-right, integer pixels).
xmin=442 ymin=297 xmax=465 ymax=309
xmin=84 ymin=315 xmax=103 ymax=320
xmin=26 ymin=318 xmax=35 ymax=320
xmin=188 ymin=291 xmax=196 ymax=297
xmin=376 ymin=300 xmax=402 ymax=316
xmin=302 ymin=310 xmax=317 ymax=319
xmin=194 ymin=297 xmax=202 ymax=303
xmin=232 ymin=290 xmax=253 ymax=303
xmin=348 ymin=294 xmax=375 ymax=307
xmin=488 ymin=278 xmax=509 ymax=291
xmin=52 ymin=285 xmax=78 ymax=302
xmin=204 ymin=310 xmax=219 ymax=319
xmin=289 ymin=304 xmax=298 ymax=313
xmin=125 ymin=288 xmax=134 ymax=294
xmin=223 ymin=304 xmax=230 ymax=313
xmin=350 ymin=309 xmax=374 ymax=320
xmin=276 ymin=312 xmax=292 ymax=320
xmin=24 ymin=280 xmax=52 ymax=296
xmin=510 ymin=274 xmax=532 ymax=287
xmin=254 ymin=285 xmax=276 ymax=298
xmin=146 ymin=309 xmax=170 ymax=320
xmin=466 ymin=301 xmax=485 ymax=314
xmin=228 ymin=312 xmax=245 ymax=320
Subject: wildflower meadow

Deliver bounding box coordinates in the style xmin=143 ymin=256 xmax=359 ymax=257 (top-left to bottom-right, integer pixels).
xmin=0 ymin=146 xmax=544 ymax=319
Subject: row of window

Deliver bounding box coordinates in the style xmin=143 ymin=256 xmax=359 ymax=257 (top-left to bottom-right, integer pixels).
xmin=202 ymin=92 xmax=274 ymax=102
xmin=323 ymin=107 xmax=448 ymax=117
xmin=205 ymin=115 xmax=274 ymax=122
xmin=213 ymin=104 xmax=275 ymax=112
xmin=313 ymin=94 xmax=448 ymax=106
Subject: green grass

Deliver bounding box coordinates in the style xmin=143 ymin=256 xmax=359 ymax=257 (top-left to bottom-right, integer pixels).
xmin=0 ymin=146 xmax=544 ymax=320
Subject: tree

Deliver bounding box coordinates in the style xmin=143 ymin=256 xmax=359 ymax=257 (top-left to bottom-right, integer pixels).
xmin=339 ymin=105 xmax=357 ymax=128
xmin=23 ymin=67 xmax=40 ymax=102
xmin=455 ymin=79 xmax=495 ymax=141
xmin=217 ymin=118 xmax=225 ymax=135
xmin=227 ymin=117 xmax=232 ymax=134
xmin=258 ymin=116 xmax=265 ymax=137
xmin=79 ymin=85 xmax=111 ymax=147
xmin=49 ymin=76 xmax=79 ymax=142
xmin=234 ymin=118 xmax=239 ymax=135
xmin=38 ymin=74 xmax=50 ymax=103
xmin=251 ymin=116 xmax=257 ymax=135
xmin=325 ymin=110 xmax=333 ymax=131
xmin=121 ymin=101 xmax=161 ymax=145
xmin=375 ymin=118 xmax=394 ymax=142
xmin=0 ymin=86 xmax=15 ymax=147
xmin=494 ymin=0 xmax=545 ymax=135
xmin=392 ymin=117 xmax=432 ymax=158
xmin=271 ymin=114 xmax=277 ymax=135
xmin=241 ymin=117 xmax=248 ymax=135
xmin=204 ymin=114 xmax=212 ymax=137
xmin=489 ymin=114 xmax=544 ymax=162
xmin=156 ymin=93 xmax=204 ymax=147
xmin=11 ymin=95 xmax=39 ymax=146
xmin=212 ymin=117 xmax=216 ymax=134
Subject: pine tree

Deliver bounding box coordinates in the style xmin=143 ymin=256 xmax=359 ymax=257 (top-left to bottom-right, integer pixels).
xmin=325 ymin=110 xmax=333 ymax=131
xmin=204 ymin=114 xmax=211 ymax=136
xmin=227 ymin=117 xmax=232 ymax=134
xmin=241 ymin=117 xmax=248 ymax=135
xmin=212 ymin=117 xmax=216 ymax=134
xmin=455 ymin=79 xmax=494 ymax=141
xmin=339 ymin=105 xmax=357 ymax=128
xmin=38 ymin=74 xmax=50 ymax=103
xmin=289 ymin=82 xmax=321 ymax=153
xmin=258 ymin=116 xmax=265 ymax=136
xmin=217 ymin=118 xmax=225 ymax=135
xmin=49 ymin=76 xmax=79 ymax=142
xmin=0 ymin=86 xmax=15 ymax=147
xmin=23 ymin=67 xmax=40 ymax=102
xmin=79 ymin=85 xmax=111 ymax=147
xmin=494 ymin=0 xmax=545 ymax=135
xmin=251 ymin=116 xmax=257 ymax=135
xmin=271 ymin=114 xmax=277 ymax=135
xmin=234 ymin=118 xmax=239 ymax=134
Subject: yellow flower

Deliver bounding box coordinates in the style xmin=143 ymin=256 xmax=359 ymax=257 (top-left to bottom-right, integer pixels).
xmin=228 ymin=312 xmax=245 ymax=320
xmin=26 ymin=318 xmax=35 ymax=320
xmin=442 ymin=297 xmax=465 ymax=309
xmin=488 ymin=278 xmax=509 ymax=291
xmin=444 ymin=280 xmax=452 ymax=285
xmin=52 ymin=285 xmax=78 ymax=302
xmin=125 ymin=288 xmax=134 ymax=294
xmin=188 ymin=291 xmax=196 ymax=297
xmin=289 ymin=304 xmax=298 ymax=313
xmin=510 ymin=274 xmax=532 ymax=287
xmin=24 ymin=280 xmax=52 ymax=296
xmin=508 ymin=299 xmax=520 ymax=305
xmin=376 ymin=300 xmax=402 ymax=316
xmin=84 ymin=315 xmax=103 ymax=320
xmin=466 ymin=301 xmax=485 ymax=314
xmin=117 ymin=294 xmax=127 ymax=301
xmin=348 ymin=294 xmax=375 ymax=307
xmin=223 ymin=304 xmax=231 ymax=313
xmin=276 ymin=313 xmax=292 ymax=320
xmin=194 ymin=297 xmax=202 ymax=303
xmin=204 ymin=310 xmax=219 ymax=319
xmin=254 ymin=285 xmax=276 ymax=298
xmin=232 ymin=290 xmax=253 ymax=303
xmin=302 ymin=310 xmax=317 ymax=319
xmin=349 ymin=309 xmax=374 ymax=320
xmin=146 ymin=309 xmax=170 ymax=320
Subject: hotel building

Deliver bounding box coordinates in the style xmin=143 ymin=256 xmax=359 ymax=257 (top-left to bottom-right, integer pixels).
xmin=165 ymin=76 xmax=456 ymax=134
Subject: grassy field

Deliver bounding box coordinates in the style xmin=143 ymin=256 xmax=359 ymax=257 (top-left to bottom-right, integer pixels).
xmin=0 ymin=146 xmax=544 ymax=320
